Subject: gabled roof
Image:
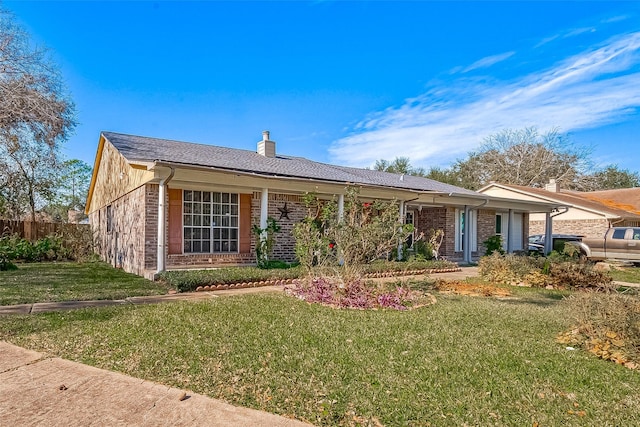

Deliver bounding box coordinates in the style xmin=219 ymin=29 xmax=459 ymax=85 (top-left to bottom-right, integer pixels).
xmin=479 ymin=182 xmax=640 ymax=219
xmin=102 ymin=131 xmax=480 ymax=196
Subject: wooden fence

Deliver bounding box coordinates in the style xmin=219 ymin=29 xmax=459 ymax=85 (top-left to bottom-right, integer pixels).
xmin=0 ymin=220 xmax=90 ymax=241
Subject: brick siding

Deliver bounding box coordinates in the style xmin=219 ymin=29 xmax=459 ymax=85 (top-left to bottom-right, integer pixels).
xmin=90 ymin=185 xmax=150 ymax=277
xmin=252 ymin=192 xmax=306 ymax=263
xmin=529 ymin=218 xmax=610 ymax=239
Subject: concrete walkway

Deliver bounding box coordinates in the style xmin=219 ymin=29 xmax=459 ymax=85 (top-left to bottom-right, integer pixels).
xmin=0 ymin=267 xmax=481 ymax=316
xmin=0 ymin=341 xmax=311 ymax=427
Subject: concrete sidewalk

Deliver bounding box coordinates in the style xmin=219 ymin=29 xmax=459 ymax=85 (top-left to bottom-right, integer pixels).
xmin=0 ymin=341 xmax=311 ymax=426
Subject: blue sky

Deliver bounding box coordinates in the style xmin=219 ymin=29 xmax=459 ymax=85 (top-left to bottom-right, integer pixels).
xmin=5 ymin=1 xmax=640 ymax=173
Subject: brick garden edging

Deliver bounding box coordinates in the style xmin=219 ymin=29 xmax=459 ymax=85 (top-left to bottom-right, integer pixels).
xmin=193 ymin=267 xmax=462 ymax=292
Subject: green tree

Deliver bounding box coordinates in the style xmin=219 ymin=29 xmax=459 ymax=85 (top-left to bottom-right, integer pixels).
xmin=374 ymin=157 xmax=426 ymax=176
xmin=42 ymin=159 xmax=92 ymax=222
xmin=585 ymin=165 xmax=640 ymax=190
xmin=0 ymin=135 xmax=61 ymax=221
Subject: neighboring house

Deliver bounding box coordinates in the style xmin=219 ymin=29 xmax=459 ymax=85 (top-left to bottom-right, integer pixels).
xmin=85 ymin=131 xmax=556 ymax=279
xmin=479 ymin=180 xmax=640 ymax=241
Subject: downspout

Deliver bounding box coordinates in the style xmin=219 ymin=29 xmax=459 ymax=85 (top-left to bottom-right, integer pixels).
xmin=463 ymin=199 xmax=488 ymax=264
xmin=156 ymin=166 xmax=175 ymax=275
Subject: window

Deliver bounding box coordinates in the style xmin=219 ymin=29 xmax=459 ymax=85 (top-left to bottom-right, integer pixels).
xmin=454 ymin=209 xmax=478 ymax=252
xmin=405 ymin=211 xmax=415 ymax=248
xmin=612 ymin=228 xmax=627 ymax=239
xmin=106 ymin=205 xmax=113 ymax=233
xmin=495 ymin=214 xmax=503 ymax=235
xmin=183 ymin=190 xmax=239 ymax=253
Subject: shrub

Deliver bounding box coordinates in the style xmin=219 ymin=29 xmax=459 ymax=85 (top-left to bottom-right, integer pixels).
xmin=0 ymin=226 xmax=95 ymax=266
xmin=158 ymin=266 xmax=304 ymax=292
xmin=252 ymin=216 xmax=280 ymax=269
xmin=285 ymin=277 xmax=430 ymax=310
xmin=483 ymin=235 xmax=505 ymax=256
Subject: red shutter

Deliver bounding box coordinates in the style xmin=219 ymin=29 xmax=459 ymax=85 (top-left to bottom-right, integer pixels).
xmin=168 ymin=188 xmax=182 ymax=254
xmin=240 ymin=194 xmax=252 ymax=254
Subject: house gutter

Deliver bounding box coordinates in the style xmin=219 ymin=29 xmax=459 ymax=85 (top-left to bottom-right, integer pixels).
xmin=463 ymin=198 xmax=488 ymax=264
xmin=156 ymin=165 xmax=175 ymax=275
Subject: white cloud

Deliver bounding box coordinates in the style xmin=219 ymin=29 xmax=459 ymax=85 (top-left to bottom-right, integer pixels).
xmin=329 ymin=31 xmax=640 ymax=168
xmin=461 ymin=51 xmax=515 ymax=73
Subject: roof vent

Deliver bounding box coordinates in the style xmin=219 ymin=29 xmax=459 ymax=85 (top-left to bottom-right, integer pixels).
xmin=545 ymin=179 xmax=560 ymax=193
xmin=257 ymin=130 xmax=275 ymax=158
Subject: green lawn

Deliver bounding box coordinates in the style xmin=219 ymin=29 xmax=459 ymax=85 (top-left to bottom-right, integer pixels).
xmin=611 ymin=265 xmax=640 ymax=284
xmin=0 ymin=262 xmax=170 ymax=305
xmin=1 ymin=289 xmax=638 ymax=426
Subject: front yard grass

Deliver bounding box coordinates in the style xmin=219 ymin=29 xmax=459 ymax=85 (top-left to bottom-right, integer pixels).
xmin=611 ymin=265 xmax=640 ymax=284
xmin=0 ymin=262 xmax=170 ymax=305
xmin=1 ymin=290 xmax=639 ymax=426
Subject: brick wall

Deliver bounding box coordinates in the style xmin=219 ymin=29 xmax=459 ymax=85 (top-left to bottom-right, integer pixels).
xmin=415 ymin=207 xmax=456 ymax=258
xmin=530 ymin=218 xmax=610 ymax=239
xmin=476 ymin=209 xmax=497 ymax=256
xmin=89 ymin=185 xmax=149 ymax=277
xmin=252 ymin=192 xmax=306 ymax=262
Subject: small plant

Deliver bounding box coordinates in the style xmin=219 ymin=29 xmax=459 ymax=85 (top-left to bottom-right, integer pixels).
xmin=252 ymin=216 xmax=281 ymax=269
xmin=284 ymin=277 xmax=430 ymax=310
xmin=483 ymin=235 xmax=505 ymax=256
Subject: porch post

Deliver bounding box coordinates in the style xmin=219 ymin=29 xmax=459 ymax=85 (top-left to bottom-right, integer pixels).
xmin=397 ymin=200 xmax=405 ymax=260
xmin=338 ymin=194 xmax=344 ymax=223
xmin=507 ymin=209 xmax=515 ymax=253
xmin=157 ymin=183 xmax=166 ymax=272
xmin=260 ymin=188 xmax=269 ymax=234
xmin=544 ymin=212 xmax=553 ymax=255
xmin=463 ymin=205 xmax=471 ymax=264
xmin=156 ymin=167 xmax=174 ymax=274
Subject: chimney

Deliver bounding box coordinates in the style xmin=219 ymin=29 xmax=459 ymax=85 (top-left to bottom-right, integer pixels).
xmin=545 ymin=179 xmax=560 ymax=193
xmin=257 ymin=130 xmax=275 ymax=158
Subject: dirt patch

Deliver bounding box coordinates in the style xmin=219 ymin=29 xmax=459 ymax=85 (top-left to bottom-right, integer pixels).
xmin=433 ymin=280 xmax=511 ymax=297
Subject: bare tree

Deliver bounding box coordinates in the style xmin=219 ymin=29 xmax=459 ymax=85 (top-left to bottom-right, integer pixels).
xmin=451 ymin=127 xmax=593 ymax=190
xmin=0 ymin=6 xmax=75 ymax=220
xmin=0 ymin=6 xmax=75 ymax=149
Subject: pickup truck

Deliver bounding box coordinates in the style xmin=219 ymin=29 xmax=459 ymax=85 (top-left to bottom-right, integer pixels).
xmin=568 ymin=227 xmax=640 ymax=262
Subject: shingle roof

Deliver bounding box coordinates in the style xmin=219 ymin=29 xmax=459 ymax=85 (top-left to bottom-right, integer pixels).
xmin=490 ymin=183 xmax=640 ymax=219
xmin=102 ymin=131 xmax=479 ymax=196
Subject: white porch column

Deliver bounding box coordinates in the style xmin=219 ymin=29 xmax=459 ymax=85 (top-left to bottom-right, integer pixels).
xmin=156 ymin=167 xmax=174 ymax=274
xmin=338 ymin=194 xmax=344 ymax=223
xmin=397 ymin=200 xmax=405 ymax=260
xmin=463 ymin=205 xmax=471 ymax=264
xmin=507 ymin=209 xmax=515 ymax=253
xmin=260 ymin=188 xmax=269 ymax=237
xmin=544 ymin=212 xmax=553 ymax=255
xmin=157 ymin=183 xmax=166 ymax=273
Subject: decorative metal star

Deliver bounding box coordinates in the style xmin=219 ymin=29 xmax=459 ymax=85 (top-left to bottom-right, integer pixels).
xmin=278 ymin=202 xmax=291 ymax=220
